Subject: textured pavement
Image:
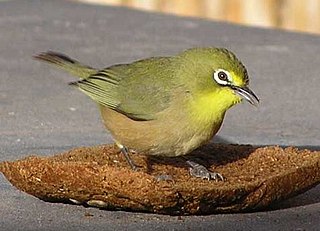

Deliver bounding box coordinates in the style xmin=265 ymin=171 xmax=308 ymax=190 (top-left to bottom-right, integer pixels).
xmin=0 ymin=0 xmax=320 ymax=230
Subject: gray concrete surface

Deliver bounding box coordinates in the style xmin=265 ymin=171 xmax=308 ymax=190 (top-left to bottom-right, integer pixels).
xmin=0 ymin=0 xmax=320 ymax=230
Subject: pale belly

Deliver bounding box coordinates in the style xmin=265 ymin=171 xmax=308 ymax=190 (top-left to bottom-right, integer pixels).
xmin=99 ymin=105 xmax=223 ymax=157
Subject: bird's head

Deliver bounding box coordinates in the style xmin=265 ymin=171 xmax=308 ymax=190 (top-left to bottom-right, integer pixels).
xmin=177 ymin=47 xmax=259 ymax=111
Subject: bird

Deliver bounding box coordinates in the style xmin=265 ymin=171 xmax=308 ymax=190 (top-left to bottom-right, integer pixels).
xmin=34 ymin=47 xmax=259 ymax=180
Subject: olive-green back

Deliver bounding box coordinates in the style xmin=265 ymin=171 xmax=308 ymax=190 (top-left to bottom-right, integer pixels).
xmin=73 ymin=57 xmax=176 ymax=121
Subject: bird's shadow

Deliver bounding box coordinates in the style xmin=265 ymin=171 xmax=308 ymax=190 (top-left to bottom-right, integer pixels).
xmin=144 ymin=136 xmax=320 ymax=211
xmin=145 ymin=136 xmax=255 ymax=172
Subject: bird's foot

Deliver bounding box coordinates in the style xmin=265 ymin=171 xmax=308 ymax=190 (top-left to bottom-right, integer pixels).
xmin=186 ymin=160 xmax=224 ymax=181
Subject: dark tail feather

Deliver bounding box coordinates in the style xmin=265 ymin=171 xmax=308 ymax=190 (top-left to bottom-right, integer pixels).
xmin=34 ymin=51 xmax=97 ymax=79
xmin=34 ymin=51 xmax=77 ymax=65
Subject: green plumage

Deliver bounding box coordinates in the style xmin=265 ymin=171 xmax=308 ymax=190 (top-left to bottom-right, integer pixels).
xmin=35 ymin=48 xmax=250 ymax=122
xmin=36 ymin=51 xmax=178 ymax=121
xmin=74 ymin=57 xmax=175 ymax=121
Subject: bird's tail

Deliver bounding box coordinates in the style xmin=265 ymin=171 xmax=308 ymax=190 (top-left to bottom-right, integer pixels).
xmin=34 ymin=51 xmax=97 ymax=79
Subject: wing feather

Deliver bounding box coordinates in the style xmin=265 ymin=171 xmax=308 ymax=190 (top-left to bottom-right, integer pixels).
xmin=70 ymin=57 xmax=176 ymax=121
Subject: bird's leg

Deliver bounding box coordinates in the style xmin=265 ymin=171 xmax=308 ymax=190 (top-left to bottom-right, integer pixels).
xmin=186 ymin=160 xmax=224 ymax=181
xmin=115 ymin=142 xmax=139 ymax=171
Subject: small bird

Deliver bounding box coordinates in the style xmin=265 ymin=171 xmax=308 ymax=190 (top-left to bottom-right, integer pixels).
xmin=34 ymin=48 xmax=259 ymax=180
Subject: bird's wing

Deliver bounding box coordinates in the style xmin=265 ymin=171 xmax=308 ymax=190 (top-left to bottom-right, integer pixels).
xmin=70 ymin=57 xmax=175 ymax=121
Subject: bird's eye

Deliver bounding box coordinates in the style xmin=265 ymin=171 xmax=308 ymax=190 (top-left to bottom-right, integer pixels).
xmin=213 ymin=69 xmax=231 ymax=86
xmin=218 ymin=71 xmax=228 ymax=81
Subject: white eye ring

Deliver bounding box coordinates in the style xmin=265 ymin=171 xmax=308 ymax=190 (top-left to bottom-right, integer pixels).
xmin=213 ymin=69 xmax=232 ymax=86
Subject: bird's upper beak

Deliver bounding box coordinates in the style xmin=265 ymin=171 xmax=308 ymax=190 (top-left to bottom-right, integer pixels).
xmin=230 ymin=85 xmax=260 ymax=106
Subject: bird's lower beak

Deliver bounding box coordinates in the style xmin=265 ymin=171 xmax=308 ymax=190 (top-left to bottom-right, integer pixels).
xmin=231 ymin=85 xmax=260 ymax=106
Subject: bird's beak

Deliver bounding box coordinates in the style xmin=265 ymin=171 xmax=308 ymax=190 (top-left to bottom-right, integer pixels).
xmin=231 ymin=85 xmax=260 ymax=106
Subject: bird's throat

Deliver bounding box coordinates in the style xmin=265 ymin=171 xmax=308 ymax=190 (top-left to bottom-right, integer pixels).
xmin=188 ymin=88 xmax=240 ymax=126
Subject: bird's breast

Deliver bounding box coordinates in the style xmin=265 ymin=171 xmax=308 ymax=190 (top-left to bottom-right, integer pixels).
xmin=98 ymin=98 xmax=225 ymax=157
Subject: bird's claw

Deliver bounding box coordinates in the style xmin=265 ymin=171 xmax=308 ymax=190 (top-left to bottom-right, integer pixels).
xmin=186 ymin=160 xmax=224 ymax=181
